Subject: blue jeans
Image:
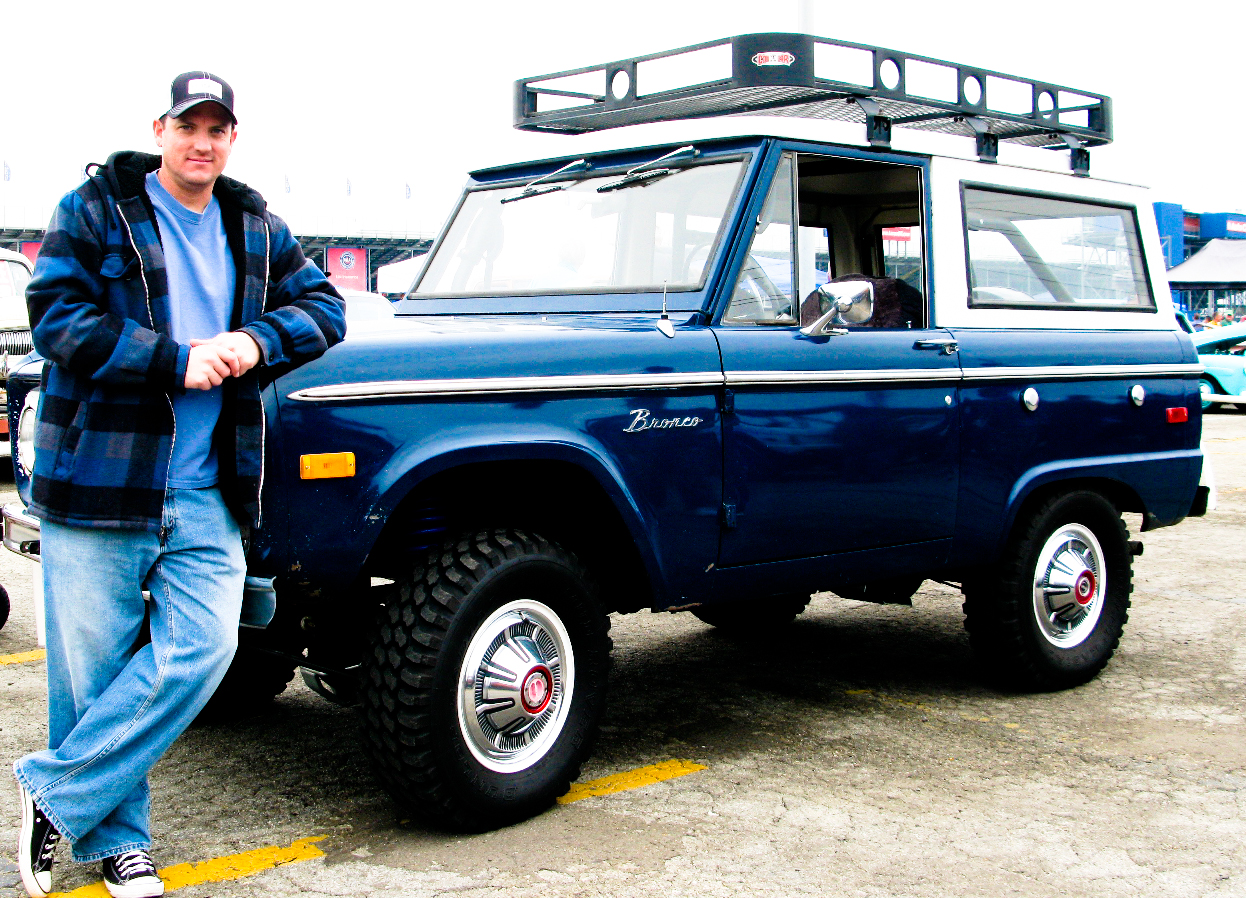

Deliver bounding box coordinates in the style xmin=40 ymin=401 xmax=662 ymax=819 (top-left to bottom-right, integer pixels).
xmin=14 ymin=488 xmax=245 ymax=862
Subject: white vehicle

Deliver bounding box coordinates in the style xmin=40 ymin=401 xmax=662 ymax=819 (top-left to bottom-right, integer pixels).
xmin=0 ymin=248 xmax=34 ymax=461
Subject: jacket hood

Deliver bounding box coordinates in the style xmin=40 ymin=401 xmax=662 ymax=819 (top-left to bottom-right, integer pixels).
xmin=97 ymin=150 xmax=267 ymax=217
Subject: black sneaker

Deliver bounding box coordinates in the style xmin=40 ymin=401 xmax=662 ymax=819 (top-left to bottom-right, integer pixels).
xmin=102 ymin=849 xmax=164 ymax=898
xmin=16 ymin=780 xmax=59 ymax=898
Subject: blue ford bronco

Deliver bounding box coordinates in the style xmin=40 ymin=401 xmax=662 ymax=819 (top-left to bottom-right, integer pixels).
xmin=4 ymin=34 xmax=1210 ymax=830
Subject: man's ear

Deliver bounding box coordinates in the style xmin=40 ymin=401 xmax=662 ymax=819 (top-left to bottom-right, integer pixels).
xmin=153 ymin=117 xmax=165 ymax=147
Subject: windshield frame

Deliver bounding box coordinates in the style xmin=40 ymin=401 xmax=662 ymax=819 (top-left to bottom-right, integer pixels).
xmin=401 ymin=141 xmax=761 ymax=314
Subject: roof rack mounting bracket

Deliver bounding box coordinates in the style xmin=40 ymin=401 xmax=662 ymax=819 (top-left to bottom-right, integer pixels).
xmin=851 ymin=97 xmax=892 ymax=149
xmin=1060 ymin=133 xmax=1091 ymax=177
xmin=960 ymin=116 xmax=998 ymax=164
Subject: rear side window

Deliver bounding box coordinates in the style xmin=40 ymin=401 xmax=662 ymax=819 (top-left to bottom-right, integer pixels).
xmin=963 ymin=186 xmax=1154 ymax=311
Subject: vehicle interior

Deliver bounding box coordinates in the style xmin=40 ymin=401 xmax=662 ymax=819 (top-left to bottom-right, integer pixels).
xmin=723 ymin=153 xmax=925 ymax=329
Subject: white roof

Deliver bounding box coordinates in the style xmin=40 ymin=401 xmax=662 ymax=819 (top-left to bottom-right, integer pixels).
xmin=0 ymin=248 xmax=33 ymax=271
xmin=1167 ymin=239 xmax=1246 ymax=288
xmin=476 ymin=113 xmax=1137 ymax=188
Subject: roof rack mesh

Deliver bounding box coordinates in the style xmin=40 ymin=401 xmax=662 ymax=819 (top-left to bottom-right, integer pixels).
xmin=514 ymin=33 xmax=1111 ymax=175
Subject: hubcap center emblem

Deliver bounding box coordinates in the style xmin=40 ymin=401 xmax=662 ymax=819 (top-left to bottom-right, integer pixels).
xmin=1074 ymin=570 xmax=1097 ymax=605
xmin=521 ymin=666 xmax=553 ymax=714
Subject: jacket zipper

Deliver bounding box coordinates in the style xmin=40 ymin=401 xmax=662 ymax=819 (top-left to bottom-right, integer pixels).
xmin=118 ymin=203 xmax=177 ymax=530
xmin=255 ymin=221 xmax=270 ymax=529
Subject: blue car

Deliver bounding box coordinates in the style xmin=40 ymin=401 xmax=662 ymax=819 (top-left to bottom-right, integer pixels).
xmin=1194 ymin=322 xmax=1246 ymax=409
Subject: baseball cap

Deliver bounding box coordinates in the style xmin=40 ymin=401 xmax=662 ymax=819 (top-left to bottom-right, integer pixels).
xmin=165 ymin=72 xmax=237 ymax=124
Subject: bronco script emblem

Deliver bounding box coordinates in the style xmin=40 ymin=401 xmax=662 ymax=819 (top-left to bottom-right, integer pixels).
xmin=624 ymin=408 xmax=703 ymax=433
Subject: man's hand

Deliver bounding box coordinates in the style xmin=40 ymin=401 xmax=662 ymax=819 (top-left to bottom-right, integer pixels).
xmin=185 ymin=332 xmax=263 ymax=390
xmin=185 ymin=343 xmax=238 ymax=390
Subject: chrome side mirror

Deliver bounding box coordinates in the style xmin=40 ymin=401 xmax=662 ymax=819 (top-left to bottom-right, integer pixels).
xmin=800 ymin=280 xmax=875 ymax=336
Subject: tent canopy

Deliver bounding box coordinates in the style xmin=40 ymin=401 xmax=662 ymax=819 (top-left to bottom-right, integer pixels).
xmin=1167 ymin=239 xmax=1246 ymax=290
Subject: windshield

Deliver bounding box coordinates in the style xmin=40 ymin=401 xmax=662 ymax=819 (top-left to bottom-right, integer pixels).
xmin=0 ymin=261 xmax=31 ymax=324
xmin=414 ymin=159 xmax=745 ymax=297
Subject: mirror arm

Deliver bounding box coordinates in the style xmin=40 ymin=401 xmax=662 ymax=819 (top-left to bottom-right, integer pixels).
xmin=800 ymin=309 xmax=850 ymax=337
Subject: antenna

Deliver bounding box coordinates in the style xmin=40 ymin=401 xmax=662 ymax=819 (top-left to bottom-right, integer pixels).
xmin=657 ymin=282 xmax=675 ymax=338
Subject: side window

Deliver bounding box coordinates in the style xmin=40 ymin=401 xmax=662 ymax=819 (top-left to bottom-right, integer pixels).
xmin=964 ymin=187 xmax=1154 ymax=310
xmin=723 ymin=155 xmax=796 ymax=325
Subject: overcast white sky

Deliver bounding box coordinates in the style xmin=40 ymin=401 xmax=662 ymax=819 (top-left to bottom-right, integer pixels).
xmin=3 ymin=0 xmax=1243 ymax=239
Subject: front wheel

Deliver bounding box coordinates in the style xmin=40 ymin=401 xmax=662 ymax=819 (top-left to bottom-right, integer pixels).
xmin=962 ymin=491 xmax=1132 ymax=691
xmin=360 ymin=529 xmax=611 ymax=831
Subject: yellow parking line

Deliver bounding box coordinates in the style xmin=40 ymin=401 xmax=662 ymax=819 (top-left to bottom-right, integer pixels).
xmin=558 ymin=759 xmax=707 ymax=805
xmin=0 ymin=649 xmax=45 ymax=666
xmin=49 ymin=836 xmax=326 ymax=897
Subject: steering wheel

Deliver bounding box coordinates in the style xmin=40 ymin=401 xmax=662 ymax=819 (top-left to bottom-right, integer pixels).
xmin=724 ymin=255 xmax=793 ymax=323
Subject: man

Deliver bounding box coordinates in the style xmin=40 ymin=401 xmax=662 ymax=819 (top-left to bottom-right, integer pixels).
xmin=14 ymin=73 xmax=345 ymax=898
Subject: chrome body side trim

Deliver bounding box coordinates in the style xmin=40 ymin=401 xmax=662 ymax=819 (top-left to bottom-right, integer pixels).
xmin=959 ymin=363 xmax=1203 ymax=381
xmin=288 ymin=372 xmax=727 ymax=402
xmin=287 ymin=363 xmax=1203 ymax=403
xmin=725 ymin=369 xmax=962 ymax=386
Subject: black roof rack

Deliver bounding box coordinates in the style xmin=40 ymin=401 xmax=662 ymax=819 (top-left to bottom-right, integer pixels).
xmin=514 ymin=33 xmax=1111 ymax=176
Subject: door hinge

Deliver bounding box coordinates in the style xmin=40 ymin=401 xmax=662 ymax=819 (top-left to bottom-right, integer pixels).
xmin=720 ymin=388 xmax=735 ymax=416
xmin=721 ymin=503 xmax=738 ymax=529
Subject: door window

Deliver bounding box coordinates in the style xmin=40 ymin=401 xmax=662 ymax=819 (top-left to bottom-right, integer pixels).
xmin=723 ymin=154 xmax=796 ymax=325
xmin=722 ymin=152 xmax=926 ymax=328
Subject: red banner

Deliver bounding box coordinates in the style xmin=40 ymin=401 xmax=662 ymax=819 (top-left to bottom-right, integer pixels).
xmin=880 ymin=227 xmax=911 ymax=242
xmin=19 ymin=242 xmax=42 ymax=265
xmin=326 ymin=247 xmax=368 ymax=291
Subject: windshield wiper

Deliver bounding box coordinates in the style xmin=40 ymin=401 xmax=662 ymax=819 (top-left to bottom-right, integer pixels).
xmin=501 ymin=158 xmax=592 ymax=204
xmin=597 ymin=145 xmax=699 ymax=193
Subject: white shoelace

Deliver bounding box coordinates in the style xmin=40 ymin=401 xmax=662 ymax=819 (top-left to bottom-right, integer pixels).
xmin=113 ymin=850 xmax=158 ymax=879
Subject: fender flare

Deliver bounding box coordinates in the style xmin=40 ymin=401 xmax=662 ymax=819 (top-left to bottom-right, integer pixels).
xmin=362 ymin=434 xmax=665 ymax=592
xmin=998 ymin=449 xmax=1202 ymax=552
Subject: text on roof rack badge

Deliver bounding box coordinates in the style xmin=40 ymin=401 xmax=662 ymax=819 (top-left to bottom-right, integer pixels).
xmin=752 ymin=52 xmax=795 ymax=67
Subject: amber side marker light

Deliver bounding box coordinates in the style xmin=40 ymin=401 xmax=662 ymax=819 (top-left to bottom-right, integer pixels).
xmin=1167 ymin=408 xmax=1189 ymax=423
xmin=300 ymin=452 xmax=356 ymax=479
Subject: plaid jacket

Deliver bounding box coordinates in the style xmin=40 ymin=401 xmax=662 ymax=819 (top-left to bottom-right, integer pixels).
xmin=26 ymin=151 xmax=346 ymax=532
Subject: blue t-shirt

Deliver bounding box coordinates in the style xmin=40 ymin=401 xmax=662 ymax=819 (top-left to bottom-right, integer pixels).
xmin=146 ymin=171 xmax=236 ymax=489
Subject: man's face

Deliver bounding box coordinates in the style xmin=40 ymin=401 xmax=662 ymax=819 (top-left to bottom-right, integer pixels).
xmin=153 ymin=104 xmax=236 ymax=194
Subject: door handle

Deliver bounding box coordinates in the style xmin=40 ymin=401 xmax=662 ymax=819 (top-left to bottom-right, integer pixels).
xmin=914 ymin=337 xmax=959 ymax=355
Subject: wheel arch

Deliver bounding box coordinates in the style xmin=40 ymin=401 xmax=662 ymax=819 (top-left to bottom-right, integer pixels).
xmin=1005 ymin=476 xmax=1141 ymax=540
xmin=366 ymin=446 xmax=660 ymax=613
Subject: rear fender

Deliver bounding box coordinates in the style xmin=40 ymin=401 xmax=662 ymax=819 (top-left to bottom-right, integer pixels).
xmin=995 ymin=450 xmax=1202 ymax=554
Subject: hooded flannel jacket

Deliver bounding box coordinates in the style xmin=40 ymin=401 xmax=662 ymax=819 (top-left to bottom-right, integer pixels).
xmin=26 ymin=150 xmax=346 ymax=532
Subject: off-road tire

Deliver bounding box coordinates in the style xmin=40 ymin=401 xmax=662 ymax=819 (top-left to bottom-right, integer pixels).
xmin=0 ymin=583 xmax=9 ymax=630
xmin=962 ymin=491 xmax=1132 ymax=691
xmin=197 ymin=644 xmax=299 ymax=722
xmin=692 ymin=593 xmax=811 ymax=633
xmin=360 ymin=529 xmax=611 ymax=831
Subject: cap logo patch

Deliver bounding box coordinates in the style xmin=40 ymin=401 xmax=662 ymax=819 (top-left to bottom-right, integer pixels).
xmin=752 ymin=52 xmax=795 ymax=67
xmin=188 ymin=78 xmax=223 ymax=98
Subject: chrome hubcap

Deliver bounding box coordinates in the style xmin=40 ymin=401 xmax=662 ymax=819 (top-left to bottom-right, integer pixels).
xmin=1032 ymin=523 xmax=1106 ymax=648
xmin=457 ymin=600 xmax=574 ymax=772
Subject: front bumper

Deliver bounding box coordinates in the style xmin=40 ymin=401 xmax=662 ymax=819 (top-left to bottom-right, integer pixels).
xmin=2 ymin=502 xmax=40 ymax=561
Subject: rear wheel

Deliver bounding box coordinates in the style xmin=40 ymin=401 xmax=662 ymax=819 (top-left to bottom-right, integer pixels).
xmin=1200 ymin=377 xmax=1219 ymax=411
xmin=360 ymin=529 xmax=611 ymax=831
xmin=962 ymin=491 xmax=1132 ymax=691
